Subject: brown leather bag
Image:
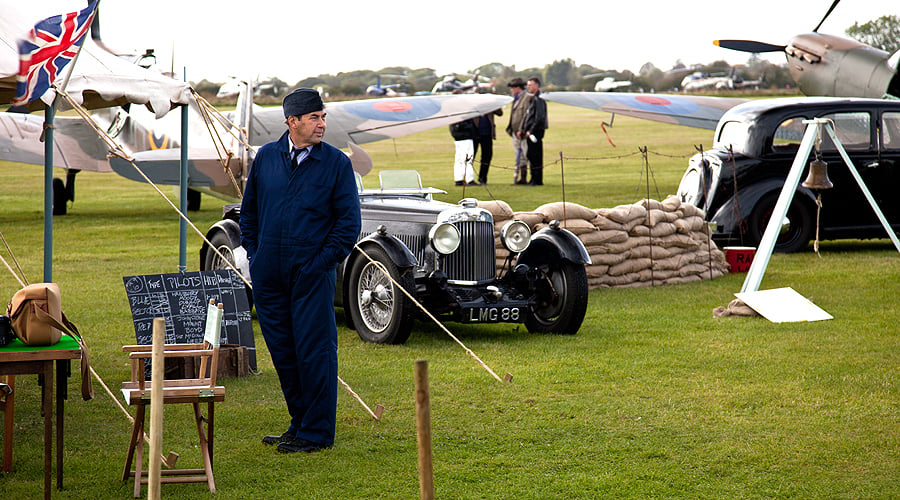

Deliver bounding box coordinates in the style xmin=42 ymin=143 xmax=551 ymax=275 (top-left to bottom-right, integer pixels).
xmin=6 ymin=283 xmax=93 ymax=400
xmin=7 ymin=283 xmax=68 ymax=346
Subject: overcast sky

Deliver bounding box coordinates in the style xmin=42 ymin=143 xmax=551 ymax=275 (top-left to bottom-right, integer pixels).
xmin=15 ymin=1 xmax=897 ymax=84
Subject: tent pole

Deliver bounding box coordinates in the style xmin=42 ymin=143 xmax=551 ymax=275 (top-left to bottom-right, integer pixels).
xmin=179 ymin=68 xmax=188 ymax=272
xmin=43 ymin=103 xmax=55 ymax=282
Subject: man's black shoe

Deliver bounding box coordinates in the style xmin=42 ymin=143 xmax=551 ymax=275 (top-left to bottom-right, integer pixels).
xmin=454 ymin=181 xmax=464 ymax=186
xmin=262 ymin=432 xmax=292 ymax=446
xmin=276 ymin=437 xmax=328 ymax=454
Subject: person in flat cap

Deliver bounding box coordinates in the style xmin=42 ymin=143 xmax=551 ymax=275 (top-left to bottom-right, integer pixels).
xmin=240 ymin=88 xmax=360 ymax=454
xmin=505 ymin=78 xmax=532 ymax=184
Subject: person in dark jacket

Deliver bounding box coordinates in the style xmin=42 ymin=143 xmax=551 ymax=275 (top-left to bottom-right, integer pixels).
xmin=523 ymin=76 xmax=548 ymax=185
xmin=240 ymin=88 xmax=361 ymax=454
xmin=473 ymin=108 xmax=503 ymax=184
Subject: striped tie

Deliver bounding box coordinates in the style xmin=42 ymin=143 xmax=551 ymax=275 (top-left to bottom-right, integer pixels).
xmin=290 ymin=147 xmax=302 ymax=166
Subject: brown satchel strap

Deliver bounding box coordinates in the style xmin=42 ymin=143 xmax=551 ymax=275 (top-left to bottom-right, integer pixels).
xmin=32 ymin=307 xmax=94 ymax=401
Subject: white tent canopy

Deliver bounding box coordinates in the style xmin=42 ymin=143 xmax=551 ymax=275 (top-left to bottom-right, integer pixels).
xmin=0 ymin=2 xmax=191 ymax=115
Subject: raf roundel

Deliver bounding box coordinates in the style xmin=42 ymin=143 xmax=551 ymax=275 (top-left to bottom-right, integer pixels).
xmin=372 ymin=101 xmax=413 ymax=113
xmin=344 ymin=99 xmax=441 ymax=122
xmin=621 ymin=94 xmax=699 ymax=115
xmin=636 ymin=95 xmax=673 ymax=106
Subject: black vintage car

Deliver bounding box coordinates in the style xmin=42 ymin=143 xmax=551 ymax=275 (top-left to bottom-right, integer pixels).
xmin=200 ymin=170 xmax=590 ymax=344
xmin=677 ymin=97 xmax=900 ymax=253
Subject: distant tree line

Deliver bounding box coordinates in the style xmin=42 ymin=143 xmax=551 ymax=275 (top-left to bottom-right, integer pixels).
xmin=192 ymin=15 xmax=898 ymax=102
xmin=193 ymin=57 xmax=795 ymax=103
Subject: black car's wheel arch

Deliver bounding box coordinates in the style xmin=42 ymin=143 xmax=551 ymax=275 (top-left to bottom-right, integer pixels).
xmin=515 ymin=234 xmax=590 ymax=335
xmin=340 ymin=233 xmax=417 ymax=308
xmin=200 ymin=219 xmax=242 ymax=270
xmin=711 ymin=178 xmax=817 ymax=249
xmin=520 ymin=227 xmax=591 ymax=267
xmin=200 ymin=219 xmax=253 ymax=309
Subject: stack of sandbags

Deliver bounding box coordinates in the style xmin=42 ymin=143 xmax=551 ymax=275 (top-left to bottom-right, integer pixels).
xmin=481 ymin=197 xmax=729 ymax=289
xmin=585 ymin=196 xmax=728 ymax=288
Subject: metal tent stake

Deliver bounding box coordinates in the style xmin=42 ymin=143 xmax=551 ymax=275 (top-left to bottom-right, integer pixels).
xmin=741 ymin=118 xmax=900 ymax=294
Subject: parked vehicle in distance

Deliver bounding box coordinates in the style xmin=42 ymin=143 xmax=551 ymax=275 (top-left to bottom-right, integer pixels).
xmin=200 ymin=170 xmax=591 ymax=344
xmin=677 ymin=97 xmax=900 ymax=252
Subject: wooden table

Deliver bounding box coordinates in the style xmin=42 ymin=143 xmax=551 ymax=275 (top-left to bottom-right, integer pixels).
xmin=0 ymin=336 xmax=82 ymax=500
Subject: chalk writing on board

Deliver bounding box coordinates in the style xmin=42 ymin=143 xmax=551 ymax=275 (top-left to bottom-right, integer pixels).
xmin=122 ymin=270 xmax=256 ymax=370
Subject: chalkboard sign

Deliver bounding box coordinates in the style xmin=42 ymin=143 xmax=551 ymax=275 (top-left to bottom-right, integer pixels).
xmin=123 ymin=270 xmax=256 ymax=370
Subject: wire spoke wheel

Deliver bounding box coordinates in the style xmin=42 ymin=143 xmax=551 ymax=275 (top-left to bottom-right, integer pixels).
xmin=357 ymin=261 xmax=395 ymax=333
xmin=348 ymin=246 xmax=414 ymax=344
xmin=210 ymin=243 xmax=235 ymax=269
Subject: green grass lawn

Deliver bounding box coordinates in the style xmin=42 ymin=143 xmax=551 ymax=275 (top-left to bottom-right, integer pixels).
xmin=1 ymin=103 xmax=899 ymax=499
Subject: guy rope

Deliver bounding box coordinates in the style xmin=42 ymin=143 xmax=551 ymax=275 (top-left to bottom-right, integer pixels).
xmin=45 ymin=89 xmax=386 ymax=420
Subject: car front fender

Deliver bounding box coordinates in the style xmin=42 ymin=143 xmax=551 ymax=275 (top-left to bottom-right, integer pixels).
xmin=517 ymin=225 xmax=591 ymax=266
xmin=350 ymin=232 xmax=418 ymax=269
xmin=200 ymin=218 xmax=243 ymax=268
xmin=338 ymin=232 xmax=417 ymax=311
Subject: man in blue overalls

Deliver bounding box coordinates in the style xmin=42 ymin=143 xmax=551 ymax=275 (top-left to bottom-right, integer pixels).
xmin=240 ymin=88 xmax=361 ymax=453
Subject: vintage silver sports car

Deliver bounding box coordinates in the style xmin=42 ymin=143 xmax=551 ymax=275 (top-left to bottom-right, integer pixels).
xmin=200 ymin=170 xmax=591 ymax=344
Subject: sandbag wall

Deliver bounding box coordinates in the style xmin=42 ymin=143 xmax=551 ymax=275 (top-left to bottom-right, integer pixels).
xmin=479 ymin=197 xmax=729 ymax=290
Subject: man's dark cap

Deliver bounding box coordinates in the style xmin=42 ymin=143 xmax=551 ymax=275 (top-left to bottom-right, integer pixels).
xmin=507 ymin=78 xmax=525 ymax=88
xmin=283 ymin=88 xmax=324 ymax=118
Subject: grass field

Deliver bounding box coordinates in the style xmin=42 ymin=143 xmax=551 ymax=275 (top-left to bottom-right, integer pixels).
xmin=1 ymin=103 xmax=899 ymax=499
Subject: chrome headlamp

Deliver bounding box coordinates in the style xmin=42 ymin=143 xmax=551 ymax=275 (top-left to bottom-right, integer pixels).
xmin=428 ymin=222 xmax=460 ymax=254
xmin=500 ymin=220 xmax=531 ymax=253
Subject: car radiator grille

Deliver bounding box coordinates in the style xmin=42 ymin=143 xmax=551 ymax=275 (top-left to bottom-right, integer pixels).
xmin=394 ymin=233 xmax=426 ymax=265
xmin=444 ymin=220 xmax=495 ymax=282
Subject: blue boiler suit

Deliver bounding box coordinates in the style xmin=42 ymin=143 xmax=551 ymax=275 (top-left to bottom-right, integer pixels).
xmin=240 ymin=131 xmax=361 ymax=447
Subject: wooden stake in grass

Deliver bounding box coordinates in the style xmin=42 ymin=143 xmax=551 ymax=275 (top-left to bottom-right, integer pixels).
xmin=415 ymin=360 xmax=434 ymax=500
xmin=148 ymin=318 xmax=165 ymax=500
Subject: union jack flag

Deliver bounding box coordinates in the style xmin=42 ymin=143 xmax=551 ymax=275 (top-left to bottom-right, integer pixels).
xmin=12 ymin=1 xmax=99 ymax=106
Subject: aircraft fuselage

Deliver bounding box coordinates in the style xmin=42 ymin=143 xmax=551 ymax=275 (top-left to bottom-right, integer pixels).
xmin=786 ymin=33 xmax=900 ymax=99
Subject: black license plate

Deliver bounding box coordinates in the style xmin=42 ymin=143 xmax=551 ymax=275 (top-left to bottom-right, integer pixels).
xmin=462 ymin=306 xmax=522 ymax=323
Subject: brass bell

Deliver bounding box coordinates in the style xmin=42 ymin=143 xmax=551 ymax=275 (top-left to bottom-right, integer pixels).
xmin=802 ymin=157 xmax=834 ymax=190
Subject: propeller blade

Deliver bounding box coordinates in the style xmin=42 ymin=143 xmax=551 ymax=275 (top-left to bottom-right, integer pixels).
xmin=812 ymin=0 xmax=841 ymax=32
xmin=714 ymin=39 xmax=786 ymax=53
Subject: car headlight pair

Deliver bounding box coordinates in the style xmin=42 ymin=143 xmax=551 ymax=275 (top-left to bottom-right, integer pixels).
xmin=427 ymin=220 xmax=531 ymax=255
